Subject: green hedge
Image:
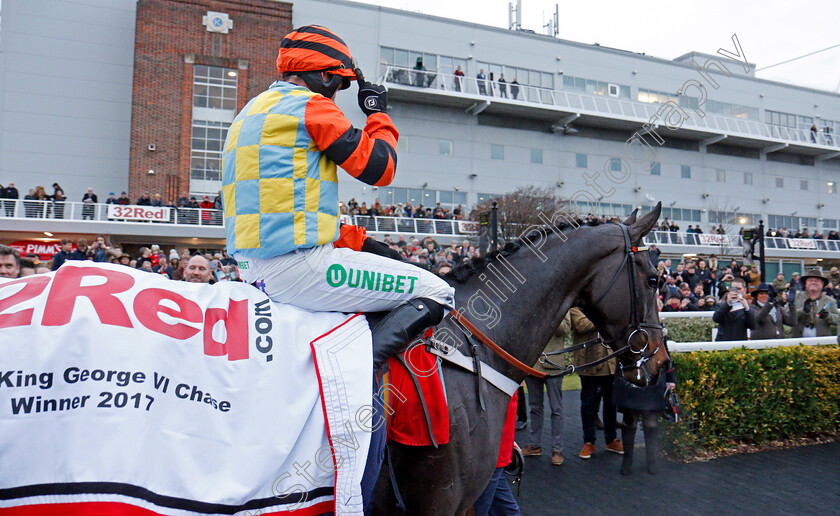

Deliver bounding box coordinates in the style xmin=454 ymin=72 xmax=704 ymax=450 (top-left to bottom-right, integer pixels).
xmin=663 ymin=318 xmax=714 ymax=342
xmin=665 ymin=345 xmax=840 ymax=459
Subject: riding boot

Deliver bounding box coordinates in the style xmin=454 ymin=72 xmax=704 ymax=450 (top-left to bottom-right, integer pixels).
xmin=643 ymin=414 xmax=660 ymax=475
xmin=371 ymin=298 xmax=445 ymax=370
xmin=620 ymin=415 xmax=636 ymax=476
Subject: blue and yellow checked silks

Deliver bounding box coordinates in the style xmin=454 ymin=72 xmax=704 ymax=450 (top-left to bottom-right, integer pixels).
xmin=221 ymin=81 xmax=340 ymax=258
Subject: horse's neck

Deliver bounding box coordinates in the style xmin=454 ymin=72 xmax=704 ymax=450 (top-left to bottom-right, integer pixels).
xmin=452 ymin=228 xmax=594 ymax=383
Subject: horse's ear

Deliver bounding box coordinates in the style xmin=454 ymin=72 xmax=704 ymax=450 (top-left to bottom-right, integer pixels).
xmin=622 ymin=208 xmax=638 ymax=226
xmin=628 ymin=202 xmax=661 ymax=242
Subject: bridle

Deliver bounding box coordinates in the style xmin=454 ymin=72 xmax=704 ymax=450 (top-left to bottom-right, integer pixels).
xmin=540 ymin=223 xmax=664 ymax=380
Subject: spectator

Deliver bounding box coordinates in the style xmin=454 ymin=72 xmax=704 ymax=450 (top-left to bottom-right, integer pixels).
xmin=453 ymin=65 xmax=464 ymax=91
xmin=172 ymin=253 xmax=188 ymax=280
xmin=662 ymin=295 xmax=686 ymax=312
xmin=105 ymin=192 xmax=118 ymax=204
xmin=713 ymin=278 xmax=756 ymax=341
xmin=51 ymin=238 xmax=74 ymax=270
xmin=220 ymin=250 xmax=236 ymax=267
xmin=521 ymin=313 xmax=570 ymax=466
xmin=788 ymin=272 xmax=805 ymax=300
xmin=613 ymin=355 xmax=676 ymax=476
xmin=772 ymin=271 xmax=789 ymax=295
xmin=90 ymin=235 xmax=110 ymax=262
xmin=572 ymin=308 xmax=623 ymax=461
xmin=2 ymin=181 xmax=19 ymax=217
xmin=52 ymin=183 xmax=66 ymax=219
xmin=696 ymin=260 xmax=713 ymax=296
xmin=790 ymin=269 xmax=838 ymax=338
xmin=118 ymin=254 xmax=131 ymax=266
xmin=0 ymin=244 xmax=21 ymax=278
xmin=19 ymin=258 xmax=36 ymax=277
xmin=137 ymin=192 xmax=152 ymax=205
xmin=155 ymin=256 xmax=174 ymax=278
xmin=185 ymin=255 xmax=213 ymax=283
xmin=150 ymin=245 xmax=164 ymax=267
xmin=135 ymin=247 xmax=152 ymax=270
xmin=68 ymin=239 xmax=89 ymax=261
xmin=117 ymin=191 xmax=130 ymax=205
xmin=751 ymin=283 xmax=789 ymax=340
xmin=510 ymin=77 xmax=519 ymax=99
xmin=200 ymin=196 xmax=214 ymax=224
xmin=497 ymin=73 xmax=507 ymax=98
xmin=477 ymin=68 xmax=487 ymax=95
xmin=647 ymin=244 xmax=660 ymax=266
xmin=23 ymin=188 xmax=39 ymax=218
xmin=151 ymin=193 xmax=163 ymax=207
xmin=82 ymin=187 xmax=98 ymax=220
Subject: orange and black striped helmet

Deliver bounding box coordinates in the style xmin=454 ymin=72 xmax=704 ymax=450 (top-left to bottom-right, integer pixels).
xmin=276 ymin=25 xmax=356 ymax=79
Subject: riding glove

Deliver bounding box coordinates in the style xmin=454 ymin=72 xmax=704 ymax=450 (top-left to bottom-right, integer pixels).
xmin=355 ymin=68 xmax=387 ymax=116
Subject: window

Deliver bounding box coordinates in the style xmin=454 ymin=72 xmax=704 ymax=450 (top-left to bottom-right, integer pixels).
xmin=190 ymin=120 xmax=229 ymax=183
xmin=192 ymin=65 xmax=238 ymax=110
xmin=823 ymin=219 xmax=838 ymax=229
xmin=744 ymin=172 xmax=753 ymax=185
xmin=530 ymin=148 xmax=543 ymax=164
xmin=477 ymin=193 xmax=498 ymax=205
xmin=565 ymin=76 xmax=630 ymax=99
xmin=776 ymin=177 xmax=784 ymax=188
xmin=716 ymin=169 xmax=726 ymax=182
xmin=800 ymin=179 xmax=808 ymax=191
xmin=828 ymin=181 xmax=836 ymax=194
xmin=610 ymin=159 xmax=622 ymax=172
xmin=681 ymin=165 xmax=691 ymax=179
xmin=439 ymin=140 xmax=452 ymax=155
xmin=575 ymin=153 xmax=587 ymax=168
xmin=490 ymin=144 xmax=504 ymax=160
xmin=650 ymin=162 xmax=660 ymax=176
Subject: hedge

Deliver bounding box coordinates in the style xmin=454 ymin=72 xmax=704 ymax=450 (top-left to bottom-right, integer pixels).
xmin=663 ymin=318 xmax=714 ymax=342
xmin=665 ymin=345 xmax=840 ymax=459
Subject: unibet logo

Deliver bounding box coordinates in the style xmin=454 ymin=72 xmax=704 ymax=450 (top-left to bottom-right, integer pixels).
xmin=326 ymin=263 xmax=417 ymax=294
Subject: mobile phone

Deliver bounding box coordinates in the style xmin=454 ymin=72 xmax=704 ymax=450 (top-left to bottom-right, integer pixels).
xmin=215 ymin=269 xmax=226 ymax=282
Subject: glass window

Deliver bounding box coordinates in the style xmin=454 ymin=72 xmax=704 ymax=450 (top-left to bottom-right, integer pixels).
xmin=530 ymin=148 xmax=543 ymax=164
xmin=380 ymin=47 xmax=394 ymax=65
xmin=776 ymin=177 xmax=784 ymax=188
xmin=650 ymin=162 xmax=660 ymax=176
xmin=454 ymin=191 xmax=467 ymax=205
xmin=394 ymin=49 xmax=409 ymax=67
xmin=193 ymin=65 xmax=238 ymax=111
xmin=744 ymin=172 xmax=753 ymax=185
xmin=681 ymin=165 xmax=691 ymax=179
xmin=407 ymin=188 xmax=422 ymax=204
xmin=438 ymin=191 xmax=453 ymax=204
xmin=575 ymin=153 xmax=587 ymax=168
xmin=610 ymin=159 xmax=622 ymax=172
xmin=801 ymin=179 xmax=808 ymax=191
xmin=716 ymin=169 xmax=726 ymax=182
xmin=828 ymin=181 xmax=836 ymax=194
xmin=490 ymin=144 xmax=504 ymax=160
xmin=439 ymin=139 xmax=453 ymax=156
xmin=477 ymin=193 xmax=497 ymax=204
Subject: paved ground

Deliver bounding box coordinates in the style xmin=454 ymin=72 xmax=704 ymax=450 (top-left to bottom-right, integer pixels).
xmin=511 ymin=389 xmax=840 ymax=515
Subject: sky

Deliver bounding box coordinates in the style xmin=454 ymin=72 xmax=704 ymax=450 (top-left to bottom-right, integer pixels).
xmin=352 ymin=0 xmax=840 ymax=94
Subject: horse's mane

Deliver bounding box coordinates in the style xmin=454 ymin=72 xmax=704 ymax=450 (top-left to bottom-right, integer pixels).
xmin=444 ymin=218 xmax=602 ymax=283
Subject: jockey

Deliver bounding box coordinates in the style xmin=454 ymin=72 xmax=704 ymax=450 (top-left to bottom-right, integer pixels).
xmin=221 ymin=25 xmax=455 ymax=370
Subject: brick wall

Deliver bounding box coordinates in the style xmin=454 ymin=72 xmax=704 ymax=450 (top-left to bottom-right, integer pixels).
xmin=129 ymin=0 xmax=291 ymax=203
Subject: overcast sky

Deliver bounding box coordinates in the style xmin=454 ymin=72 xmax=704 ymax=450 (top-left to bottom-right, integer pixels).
xmin=353 ymin=0 xmax=840 ymax=94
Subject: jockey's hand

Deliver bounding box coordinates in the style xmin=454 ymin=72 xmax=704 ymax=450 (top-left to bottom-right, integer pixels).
xmin=355 ymin=67 xmax=387 ymax=116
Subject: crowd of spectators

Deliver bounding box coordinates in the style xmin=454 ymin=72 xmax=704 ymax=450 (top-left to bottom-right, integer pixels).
xmin=341 ymin=198 xmax=466 ymax=220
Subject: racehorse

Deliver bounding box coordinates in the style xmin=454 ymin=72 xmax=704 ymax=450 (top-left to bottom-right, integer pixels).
xmin=374 ymin=203 xmax=667 ymax=515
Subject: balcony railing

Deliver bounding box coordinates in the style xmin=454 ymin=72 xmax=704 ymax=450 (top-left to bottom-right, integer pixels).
xmin=644 ymin=230 xmax=840 ymax=253
xmin=0 ymin=199 xmax=223 ymax=226
xmin=381 ymin=65 xmax=840 ymax=152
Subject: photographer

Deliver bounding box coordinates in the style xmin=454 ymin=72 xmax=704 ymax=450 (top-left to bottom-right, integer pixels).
xmin=712 ymin=277 xmax=756 ymax=341
xmin=716 ymin=270 xmax=735 ymax=298
xmin=751 ymin=283 xmax=789 ymax=340
xmin=791 ymin=269 xmax=838 ymax=338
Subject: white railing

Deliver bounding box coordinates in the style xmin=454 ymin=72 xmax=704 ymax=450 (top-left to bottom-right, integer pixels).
xmin=644 ymin=230 xmax=840 ymax=253
xmin=381 ymin=65 xmax=840 ymax=150
xmin=659 ymin=311 xmax=715 ymax=319
xmin=344 ymin=215 xmax=478 ymax=236
xmin=669 ymin=336 xmax=838 ymax=353
xmin=0 ymin=199 xmax=223 ymax=226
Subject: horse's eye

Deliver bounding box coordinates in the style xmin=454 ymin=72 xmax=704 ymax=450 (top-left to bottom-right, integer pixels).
xmin=647 ymin=276 xmax=658 ymax=289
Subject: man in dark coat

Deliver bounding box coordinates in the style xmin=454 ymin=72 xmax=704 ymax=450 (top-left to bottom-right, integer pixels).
xmin=751 ymin=283 xmax=788 ymax=340
xmin=2 ymin=181 xmax=19 ymax=216
xmin=712 ymin=277 xmax=756 ymax=341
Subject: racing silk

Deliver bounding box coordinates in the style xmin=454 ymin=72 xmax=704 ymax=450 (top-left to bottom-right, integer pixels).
xmin=222 ymin=81 xmax=398 ymax=258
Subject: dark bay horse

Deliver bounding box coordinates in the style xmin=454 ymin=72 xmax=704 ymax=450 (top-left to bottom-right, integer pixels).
xmin=374 ymin=203 xmax=667 ymax=515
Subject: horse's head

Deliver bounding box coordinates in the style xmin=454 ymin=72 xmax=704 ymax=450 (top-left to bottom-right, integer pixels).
xmin=576 ymin=203 xmax=668 ymax=387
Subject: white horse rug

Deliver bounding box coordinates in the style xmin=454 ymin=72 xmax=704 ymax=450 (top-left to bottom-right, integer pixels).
xmin=0 ymin=262 xmax=374 ymax=515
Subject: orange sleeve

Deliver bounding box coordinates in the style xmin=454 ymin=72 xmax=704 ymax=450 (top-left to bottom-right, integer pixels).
xmin=305 ymin=96 xmax=398 ymax=187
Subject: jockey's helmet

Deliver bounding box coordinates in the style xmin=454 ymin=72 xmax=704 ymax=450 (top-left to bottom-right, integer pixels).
xmin=276 ymin=25 xmax=356 ymax=98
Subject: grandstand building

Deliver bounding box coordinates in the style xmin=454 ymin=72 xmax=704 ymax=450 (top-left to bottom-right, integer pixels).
xmin=1 ymin=0 xmax=840 ymax=274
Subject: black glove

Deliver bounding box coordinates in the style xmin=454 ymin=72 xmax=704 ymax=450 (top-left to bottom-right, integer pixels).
xmin=803 ymin=298 xmax=813 ymax=313
xmin=355 ymin=68 xmax=387 ymax=116
xmin=818 ymin=308 xmax=829 ymax=319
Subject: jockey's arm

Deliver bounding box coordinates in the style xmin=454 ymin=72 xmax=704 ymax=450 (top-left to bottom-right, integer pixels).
xmin=305 ymin=96 xmax=398 ymax=186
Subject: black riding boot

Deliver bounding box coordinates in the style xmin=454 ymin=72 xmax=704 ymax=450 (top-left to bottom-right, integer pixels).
xmin=643 ymin=413 xmax=660 ymax=475
xmin=620 ymin=414 xmax=636 ymax=476
xmin=371 ymin=298 xmax=445 ymax=370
